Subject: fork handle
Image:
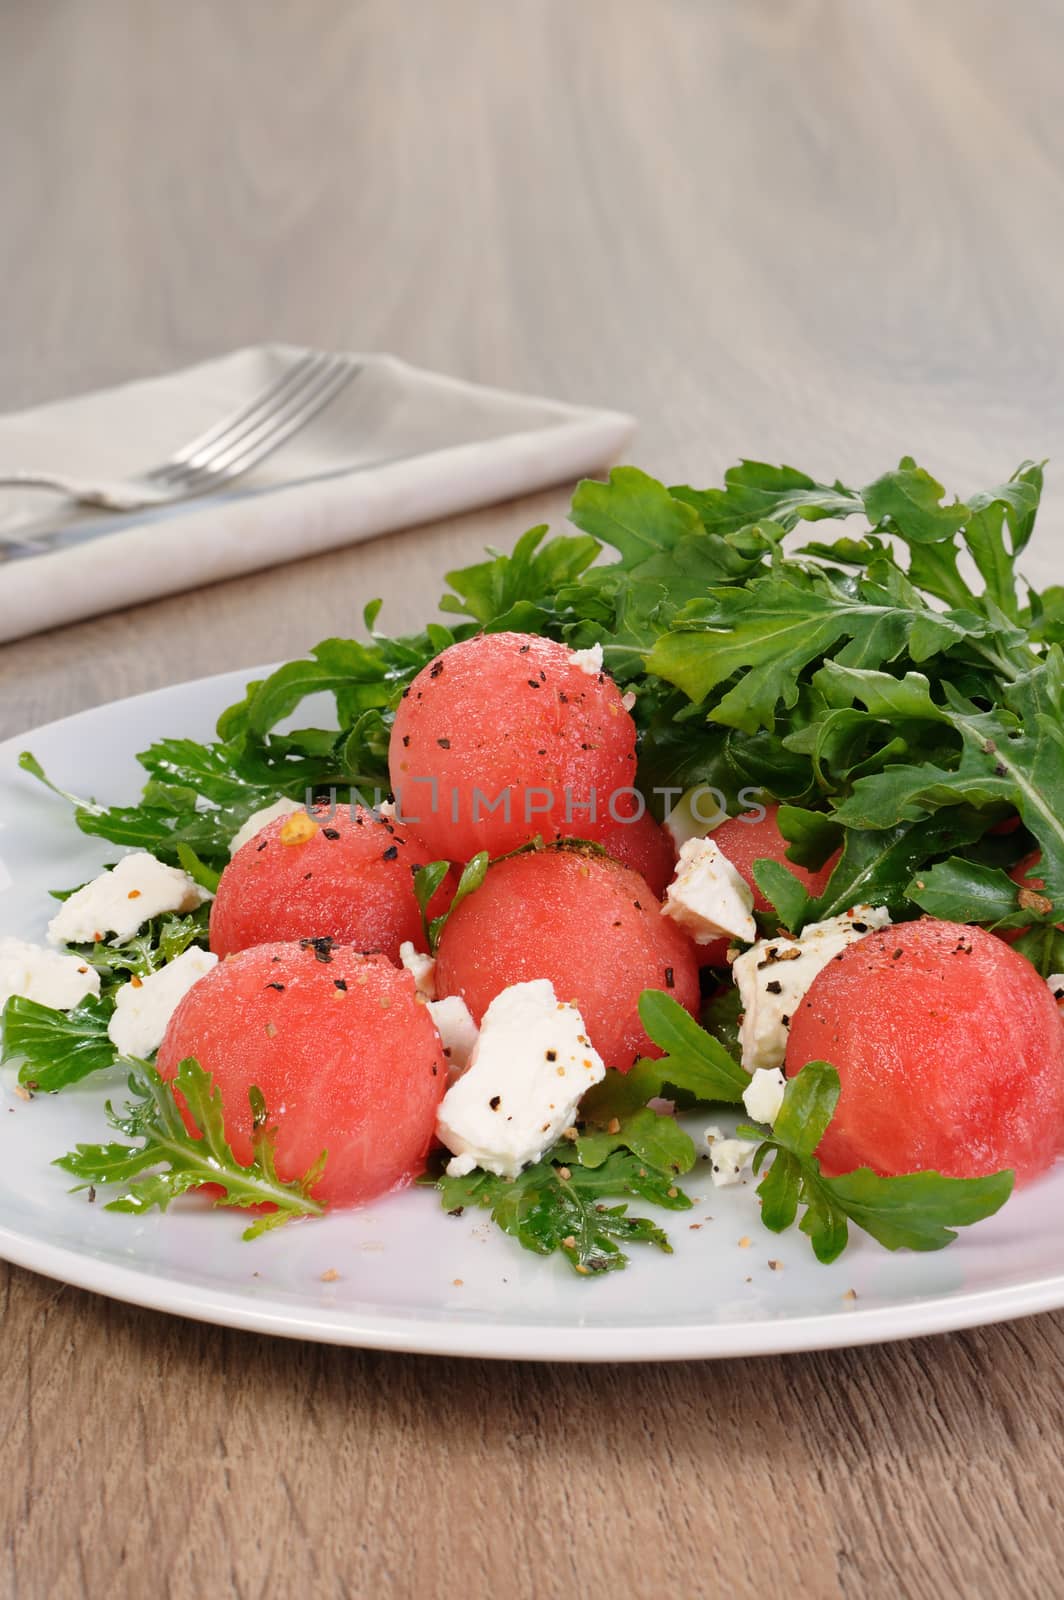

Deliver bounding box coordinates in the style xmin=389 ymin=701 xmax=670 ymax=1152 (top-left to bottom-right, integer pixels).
xmin=0 ymin=471 xmax=154 ymax=512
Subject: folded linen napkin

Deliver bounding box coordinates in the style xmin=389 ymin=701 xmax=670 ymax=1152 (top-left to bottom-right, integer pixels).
xmin=0 ymin=346 xmax=635 ymax=643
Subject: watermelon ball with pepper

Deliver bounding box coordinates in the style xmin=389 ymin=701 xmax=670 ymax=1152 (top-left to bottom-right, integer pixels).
xmin=157 ymin=943 xmax=447 ymax=1206
xmin=388 ymin=632 xmax=639 ymax=863
xmin=209 ymin=804 xmax=454 ymax=962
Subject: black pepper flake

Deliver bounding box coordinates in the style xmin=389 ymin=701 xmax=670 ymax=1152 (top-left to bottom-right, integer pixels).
xmin=88 ymin=1185 xmax=96 ymax=1203
xmin=430 ymin=660 xmax=445 ymax=678
xmin=781 ymin=1013 xmax=791 ymax=1028
xmin=766 ymin=979 xmax=783 ymax=995
xmin=489 ymin=1095 xmax=501 ymax=1110
xmin=994 ymin=762 xmax=1008 ymax=777
xmin=892 ymin=948 xmax=904 ymax=960
xmin=558 ymin=691 xmax=569 ymax=704
xmin=266 ymin=981 xmax=286 ymax=992
xmin=539 ymin=670 xmax=546 ymax=682
xmin=300 ymin=936 xmax=335 ymax=963
xmin=527 ymin=678 xmax=541 ymax=690
xmin=382 ymin=845 xmax=399 ymax=861
xmin=256 ymin=839 xmax=269 ymax=852
xmin=665 ymin=967 xmax=675 ymax=989
xmin=322 ymin=827 xmax=340 ymax=840
xmin=303 ymin=871 xmax=313 ymax=880
xmin=546 ymin=1049 xmax=557 ymax=1062
xmin=334 ymin=978 xmax=348 ymax=991
xmin=518 ymin=643 xmax=531 ymax=654
xmin=401 ymin=686 xmax=411 ymax=698
xmin=633 ymin=900 xmax=643 ymax=911
xmin=402 ymin=735 xmax=411 ymax=747
xmin=448 ymin=1205 xmax=464 ymax=1217
xmin=852 ymin=922 xmax=868 ymax=934
xmin=437 ymin=737 xmax=451 ymax=750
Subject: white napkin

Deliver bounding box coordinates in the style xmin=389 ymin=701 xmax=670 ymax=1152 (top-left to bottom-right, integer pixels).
xmin=0 ymin=346 xmax=635 ymax=643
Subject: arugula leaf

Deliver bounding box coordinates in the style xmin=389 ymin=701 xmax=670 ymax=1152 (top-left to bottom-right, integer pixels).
xmin=635 ymin=991 xmax=748 ymax=1103
xmin=55 ymin=1057 xmax=326 ymax=1239
xmin=427 ymin=851 xmax=489 ymax=952
xmin=648 ymin=571 xmax=974 ymax=732
xmin=862 ymin=458 xmax=967 ymax=544
xmin=1 ymin=995 xmax=117 ymax=1091
xmin=907 ymin=858 xmax=1028 ymax=926
xmin=569 ymin=467 xmax=702 ymax=569
xmin=571 ymin=1106 xmax=696 ymax=1175
xmin=738 ymin=1062 xmax=1014 ymax=1263
xmin=434 ymin=1148 xmax=689 ymax=1275
xmin=670 ymin=461 xmax=862 ymax=535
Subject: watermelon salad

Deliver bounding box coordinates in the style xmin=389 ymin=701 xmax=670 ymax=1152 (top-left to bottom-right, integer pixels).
xmin=5 ymin=455 xmax=1064 ymax=1275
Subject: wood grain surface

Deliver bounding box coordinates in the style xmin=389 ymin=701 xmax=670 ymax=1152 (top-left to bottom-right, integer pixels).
xmin=2 ymin=1 xmax=1063 ymax=1594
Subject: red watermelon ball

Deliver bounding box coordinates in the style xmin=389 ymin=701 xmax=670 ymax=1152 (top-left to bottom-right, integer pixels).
xmin=209 ymin=804 xmax=453 ymax=961
xmin=597 ymin=803 xmax=677 ymax=899
xmin=694 ymin=803 xmax=841 ymax=967
xmin=434 ymin=844 xmax=700 ymax=1072
xmin=157 ymin=943 xmax=446 ymax=1206
xmin=388 ymin=632 xmax=638 ymax=862
xmin=785 ymin=919 xmax=1064 ymax=1185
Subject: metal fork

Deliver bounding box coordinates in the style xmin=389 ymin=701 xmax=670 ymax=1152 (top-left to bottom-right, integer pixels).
xmin=0 ymin=350 xmax=360 ymax=512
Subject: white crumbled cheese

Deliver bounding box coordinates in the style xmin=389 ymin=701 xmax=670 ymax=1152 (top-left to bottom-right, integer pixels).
xmin=436 ymin=979 xmax=605 ymax=1178
xmin=107 ymin=948 xmax=218 ymax=1058
xmin=704 ymin=1126 xmax=759 ymax=1187
xmin=1048 ymin=973 xmax=1064 ymax=1007
xmin=569 ymin=642 xmax=604 ymax=676
xmin=664 ymin=785 xmax=729 ymax=849
xmin=399 ymin=941 xmax=437 ymax=999
xmin=0 ymin=937 xmax=100 ymax=1012
xmin=662 ymin=836 xmax=756 ymax=945
xmin=378 ymin=799 xmax=397 ymax=821
xmin=742 ymin=1067 xmax=787 ymax=1126
xmin=733 ymin=905 xmax=892 ymax=1073
xmin=427 ymin=995 xmax=479 ymax=1079
xmin=47 ymin=853 xmax=209 ymax=948
xmin=229 ymin=798 xmax=302 ymax=854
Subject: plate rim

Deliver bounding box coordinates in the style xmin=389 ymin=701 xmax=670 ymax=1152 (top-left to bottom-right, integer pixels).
xmin=2 ymin=666 xmax=1063 ymax=1361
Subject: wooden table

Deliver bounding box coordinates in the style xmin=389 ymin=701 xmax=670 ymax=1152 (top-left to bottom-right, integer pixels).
xmin=2 ymin=2 xmax=1062 ymax=1593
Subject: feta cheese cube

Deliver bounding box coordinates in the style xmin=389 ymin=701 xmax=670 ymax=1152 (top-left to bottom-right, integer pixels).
xmin=732 ymin=905 xmax=891 ymax=1073
xmin=569 ymin=642 xmax=604 ymax=676
xmin=0 ymin=937 xmax=100 ymax=1012
xmin=742 ymin=1067 xmax=787 ymax=1125
xmin=662 ymin=836 xmax=756 ymax=945
xmin=399 ymin=941 xmax=437 ymax=999
xmin=229 ymin=798 xmax=302 ymax=854
xmin=108 ymin=948 xmax=218 ymax=1058
xmin=435 ymin=979 xmax=605 ymax=1178
xmin=704 ymin=1126 xmax=759 ymax=1187
xmin=47 ymin=853 xmax=209 ymax=948
xmin=427 ymin=995 xmax=479 ymax=1079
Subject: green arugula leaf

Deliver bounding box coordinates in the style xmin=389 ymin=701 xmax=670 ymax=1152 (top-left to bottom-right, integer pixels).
xmin=636 ymin=991 xmax=748 ymax=1103
xmin=671 ymin=460 xmax=862 ymax=535
xmin=738 ymin=1062 xmax=1014 ymax=1263
xmin=907 ymin=858 xmax=1027 ymax=926
xmin=862 ymin=457 xmax=967 ymax=544
xmin=571 ymin=1106 xmax=696 ymax=1176
xmin=648 ymin=572 xmax=973 ymax=732
xmin=1 ymin=995 xmax=117 ymax=1091
xmin=427 ymin=850 xmax=489 ymax=952
xmin=434 ymin=1147 xmax=689 ymax=1275
xmin=751 ymin=858 xmax=812 ymax=931
xmin=569 ymin=466 xmax=702 ymax=569
xmin=55 ymin=1057 xmax=326 ymax=1239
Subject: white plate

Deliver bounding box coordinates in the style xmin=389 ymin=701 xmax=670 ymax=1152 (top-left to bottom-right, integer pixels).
xmin=0 ymin=670 xmax=1062 ymax=1362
